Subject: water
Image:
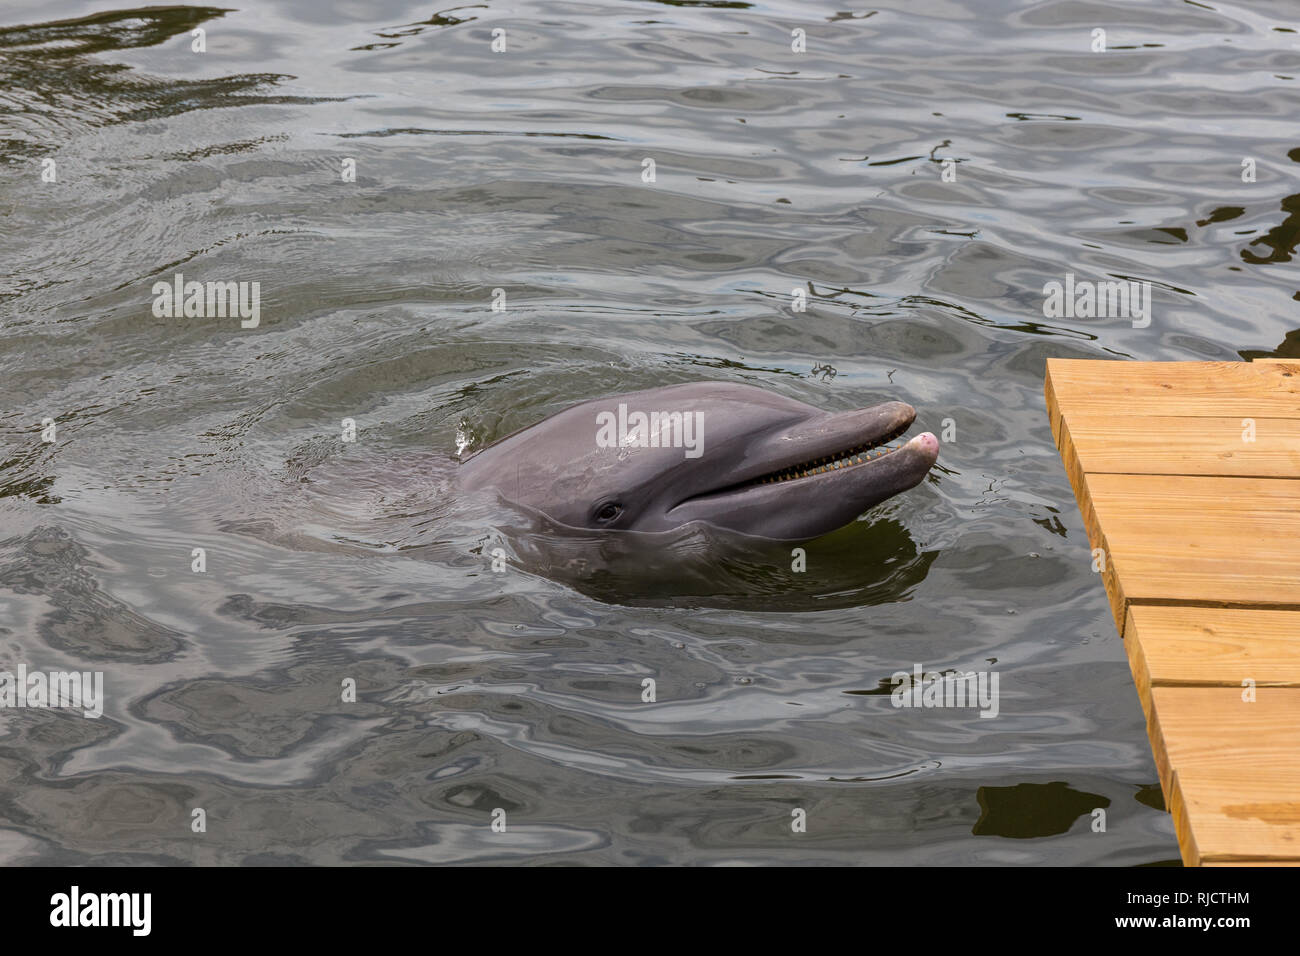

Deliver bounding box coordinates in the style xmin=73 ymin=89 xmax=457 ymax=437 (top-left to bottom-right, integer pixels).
xmin=1 ymin=0 xmax=1295 ymax=865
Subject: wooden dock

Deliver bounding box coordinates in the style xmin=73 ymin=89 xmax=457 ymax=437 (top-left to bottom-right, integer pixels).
xmin=1045 ymin=358 xmax=1300 ymax=866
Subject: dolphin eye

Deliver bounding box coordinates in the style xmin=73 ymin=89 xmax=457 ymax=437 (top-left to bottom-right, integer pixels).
xmin=594 ymin=502 xmax=623 ymax=523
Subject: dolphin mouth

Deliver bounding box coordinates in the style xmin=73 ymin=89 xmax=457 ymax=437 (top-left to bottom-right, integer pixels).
xmin=742 ymin=423 xmax=914 ymax=486
xmin=669 ymin=402 xmax=926 ymax=513
xmin=694 ymin=423 xmax=915 ymax=501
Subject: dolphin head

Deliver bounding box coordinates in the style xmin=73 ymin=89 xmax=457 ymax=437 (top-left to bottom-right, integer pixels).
xmin=459 ymin=381 xmax=939 ymax=542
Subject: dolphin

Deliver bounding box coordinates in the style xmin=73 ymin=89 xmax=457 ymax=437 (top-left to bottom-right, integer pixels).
xmin=458 ymin=381 xmax=939 ymax=542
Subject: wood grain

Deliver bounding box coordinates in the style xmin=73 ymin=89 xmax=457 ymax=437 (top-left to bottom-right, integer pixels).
xmin=1150 ymin=687 xmax=1300 ymax=865
xmin=1065 ymin=414 xmax=1300 ymax=477
xmin=1089 ymin=473 xmax=1300 ymax=608
xmin=1127 ymin=605 xmax=1300 ymax=689
xmin=1047 ymin=358 xmax=1300 ymax=423
xmin=1045 ymin=359 xmax=1300 ymax=866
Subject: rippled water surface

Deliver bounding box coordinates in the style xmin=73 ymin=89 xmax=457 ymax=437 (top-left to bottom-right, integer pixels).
xmin=2 ymin=0 xmax=1297 ymax=865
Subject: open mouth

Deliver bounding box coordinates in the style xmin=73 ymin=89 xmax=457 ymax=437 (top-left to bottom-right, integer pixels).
xmin=745 ymin=422 xmax=913 ymax=486
xmin=674 ymin=421 xmax=915 ymax=508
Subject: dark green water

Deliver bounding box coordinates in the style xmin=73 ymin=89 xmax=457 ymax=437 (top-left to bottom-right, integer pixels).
xmin=1 ymin=0 xmax=1296 ymax=865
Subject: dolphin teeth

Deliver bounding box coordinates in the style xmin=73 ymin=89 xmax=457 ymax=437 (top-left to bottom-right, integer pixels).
xmin=742 ymin=424 xmax=914 ymax=488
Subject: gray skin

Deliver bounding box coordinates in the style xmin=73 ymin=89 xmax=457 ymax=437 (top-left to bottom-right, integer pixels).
xmin=458 ymin=381 xmax=940 ymax=542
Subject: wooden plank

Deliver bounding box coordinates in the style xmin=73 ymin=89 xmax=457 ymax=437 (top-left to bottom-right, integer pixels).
xmin=1126 ymin=605 xmax=1300 ymax=690
xmin=1047 ymin=359 xmax=1300 ymax=866
xmin=1046 ymin=358 xmax=1300 ymax=418
xmin=1065 ymin=414 xmax=1300 ymax=478
xmin=1088 ymin=473 xmax=1300 ymax=609
xmin=1203 ymin=860 xmax=1300 ymax=866
xmin=1149 ymin=687 xmax=1300 ymax=865
xmin=1071 ymin=466 xmax=1127 ymax=635
xmin=1044 ymin=360 xmax=1068 ymax=450
xmin=1040 ymin=395 xmax=1127 ymax=630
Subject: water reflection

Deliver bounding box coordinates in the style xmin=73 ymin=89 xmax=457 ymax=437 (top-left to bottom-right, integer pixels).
xmin=5 ymin=0 xmax=1295 ymax=865
xmin=502 ymin=512 xmax=938 ymax=610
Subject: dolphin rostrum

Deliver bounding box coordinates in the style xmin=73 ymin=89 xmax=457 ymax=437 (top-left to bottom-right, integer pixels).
xmin=458 ymin=381 xmax=939 ymax=542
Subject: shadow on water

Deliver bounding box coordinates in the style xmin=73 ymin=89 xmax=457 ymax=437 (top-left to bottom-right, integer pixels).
xmin=0 ymin=6 xmax=328 ymax=163
xmin=499 ymin=509 xmax=938 ymax=611
xmin=1240 ymin=327 xmax=1300 ymax=360
xmin=1238 ymin=149 xmax=1300 ymax=267
xmin=972 ymin=782 xmax=1110 ymax=839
